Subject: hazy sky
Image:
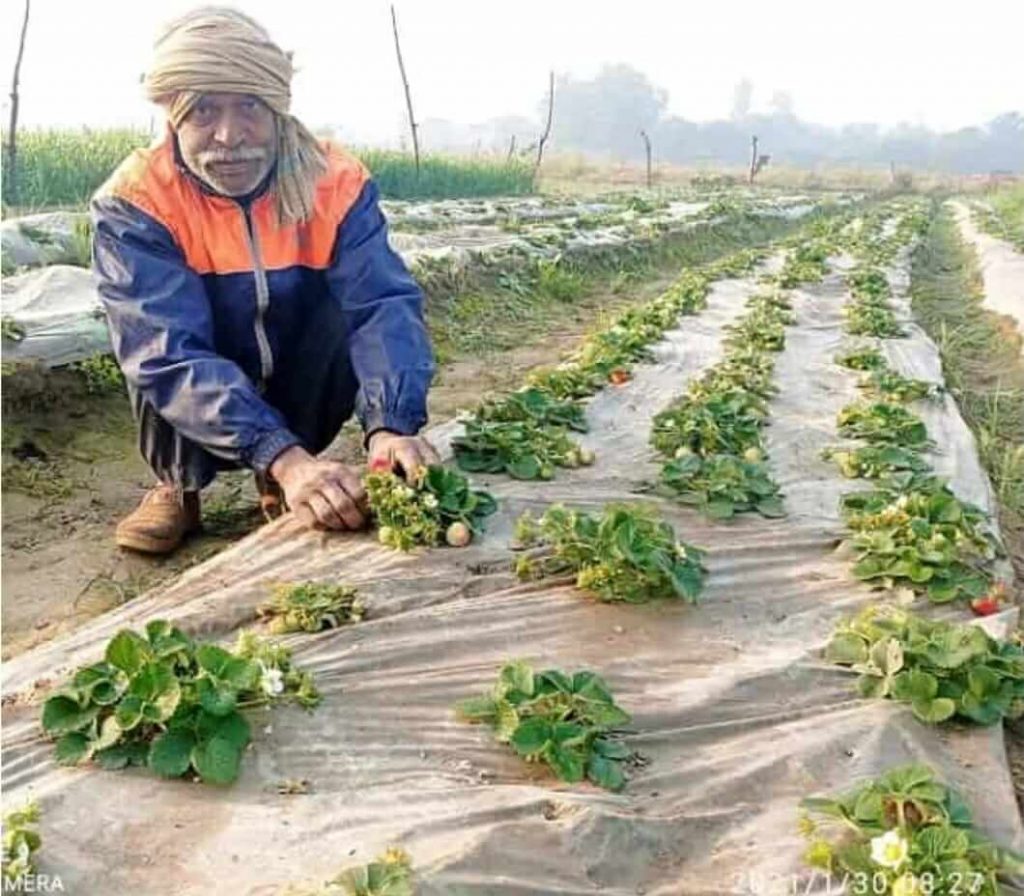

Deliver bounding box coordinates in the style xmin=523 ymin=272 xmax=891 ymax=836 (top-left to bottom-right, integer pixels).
xmin=2 ymin=0 xmax=1022 ymax=142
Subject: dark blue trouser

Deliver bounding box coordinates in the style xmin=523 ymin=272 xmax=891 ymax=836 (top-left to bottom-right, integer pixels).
xmin=135 ymin=300 xmax=358 ymax=491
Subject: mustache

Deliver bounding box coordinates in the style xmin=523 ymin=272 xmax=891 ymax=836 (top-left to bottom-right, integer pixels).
xmin=198 ymin=147 xmax=270 ymax=165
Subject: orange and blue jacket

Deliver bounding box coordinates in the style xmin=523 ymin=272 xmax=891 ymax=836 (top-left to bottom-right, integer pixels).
xmin=91 ymin=132 xmax=434 ymax=473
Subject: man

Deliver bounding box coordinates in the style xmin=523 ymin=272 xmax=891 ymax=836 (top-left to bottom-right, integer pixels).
xmin=92 ymin=6 xmax=439 ymax=555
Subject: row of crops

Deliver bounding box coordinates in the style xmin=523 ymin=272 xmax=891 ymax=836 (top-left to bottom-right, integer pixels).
xmin=0 ymin=128 xmax=533 ymax=210
xmin=2 ymin=197 xmax=1021 ymax=894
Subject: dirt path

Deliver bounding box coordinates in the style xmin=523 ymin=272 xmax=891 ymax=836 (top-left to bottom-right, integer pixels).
xmin=0 ymin=270 xmax=682 ymax=659
xmin=950 ymin=199 xmax=1024 ymax=351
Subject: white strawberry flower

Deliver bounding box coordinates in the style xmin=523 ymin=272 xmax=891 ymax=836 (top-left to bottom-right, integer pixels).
xmin=870 ymin=829 xmax=908 ymax=869
xmin=422 ymin=494 xmax=439 ymax=510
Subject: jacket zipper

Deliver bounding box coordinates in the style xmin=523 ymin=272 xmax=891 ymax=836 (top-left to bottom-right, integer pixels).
xmin=239 ymin=205 xmax=274 ymax=388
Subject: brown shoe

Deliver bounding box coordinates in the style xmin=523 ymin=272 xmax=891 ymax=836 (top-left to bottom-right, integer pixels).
xmin=254 ymin=472 xmax=287 ymax=522
xmin=115 ymin=485 xmax=201 ymax=555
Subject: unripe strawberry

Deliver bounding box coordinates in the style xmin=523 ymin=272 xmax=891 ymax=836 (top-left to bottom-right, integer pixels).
xmin=445 ymin=521 xmax=472 ymax=547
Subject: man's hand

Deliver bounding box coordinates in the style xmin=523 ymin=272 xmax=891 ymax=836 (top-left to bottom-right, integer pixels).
xmin=269 ymin=446 xmax=368 ymax=531
xmin=366 ymin=430 xmax=440 ymax=481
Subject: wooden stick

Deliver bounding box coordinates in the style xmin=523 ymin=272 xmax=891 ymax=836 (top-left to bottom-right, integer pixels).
xmin=6 ymin=0 xmax=31 ymax=206
xmin=640 ymin=129 xmax=652 ymax=188
xmin=533 ymin=71 xmax=554 ymax=188
xmin=390 ymin=5 xmax=420 ymax=176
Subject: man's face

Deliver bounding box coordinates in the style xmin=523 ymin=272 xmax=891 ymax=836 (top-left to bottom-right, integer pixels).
xmin=176 ymin=93 xmax=277 ymax=197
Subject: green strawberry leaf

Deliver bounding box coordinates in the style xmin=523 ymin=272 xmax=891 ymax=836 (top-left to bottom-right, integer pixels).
xmin=105 ymin=630 xmax=152 ymax=675
xmin=191 ymin=735 xmax=243 ymax=785
xmin=587 ymin=754 xmax=626 ymax=791
xmin=54 ymin=732 xmax=92 ymax=766
xmin=41 ymin=695 xmax=100 ymax=736
xmin=148 ymin=729 xmax=196 ymax=778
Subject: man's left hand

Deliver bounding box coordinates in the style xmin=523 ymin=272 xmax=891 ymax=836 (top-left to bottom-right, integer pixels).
xmin=366 ymin=430 xmax=441 ymax=481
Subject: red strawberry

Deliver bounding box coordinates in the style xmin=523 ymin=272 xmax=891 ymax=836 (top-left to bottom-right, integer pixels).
xmin=970 ymin=596 xmax=1000 ymax=616
xmin=970 ymin=584 xmax=1005 ymax=616
xmin=368 ymin=456 xmax=393 ymax=473
xmin=608 ymin=368 xmax=631 ymax=386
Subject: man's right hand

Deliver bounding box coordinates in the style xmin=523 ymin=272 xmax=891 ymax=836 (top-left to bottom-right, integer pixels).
xmin=268 ymin=446 xmax=368 ymax=531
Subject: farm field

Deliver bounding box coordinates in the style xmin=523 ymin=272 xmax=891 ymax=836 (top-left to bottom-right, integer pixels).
xmin=2 ymin=188 xmax=1023 ymax=893
xmin=1 ymin=189 xmax=830 ymax=656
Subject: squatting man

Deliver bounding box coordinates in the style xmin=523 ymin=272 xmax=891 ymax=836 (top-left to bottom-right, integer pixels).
xmin=92 ymin=6 xmax=439 ymax=554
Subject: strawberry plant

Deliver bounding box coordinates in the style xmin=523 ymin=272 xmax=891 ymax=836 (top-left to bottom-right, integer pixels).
xmin=837 ymin=401 xmax=930 ymax=448
xmin=2 ymin=802 xmax=40 ymax=885
xmin=830 ymin=221 xmax=1003 ymax=608
xmin=366 ymin=465 xmax=497 ymax=550
xmin=703 ymin=345 xmax=778 ymax=398
xmin=858 ymin=368 xmax=941 ymax=403
xmin=822 ymin=444 xmax=929 ymax=480
xmin=333 ymin=847 xmax=413 ymax=896
xmin=657 ymin=452 xmax=785 ymax=519
xmin=845 ymin=300 xmax=906 ymax=338
xmin=527 ymin=363 xmax=607 ymax=400
xmin=825 ymin=604 xmax=1024 ymax=725
xmin=651 ymin=387 xmax=767 ymax=458
xmin=576 ymin=322 xmax=658 ymax=371
xmin=705 ymin=247 xmax=764 ymax=279
xmin=847 ymin=267 xmax=891 ymax=301
xmin=720 ymin=292 xmax=790 ymax=352
xmin=456 ymin=661 xmax=634 ymax=790
xmin=841 ymin=475 xmax=997 ymax=603
xmin=837 ymin=345 xmax=887 ymax=372
xmin=453 ymin=418 xmax=590 ymax=480
xmin=777 ymin=240 xmax=832 ymax=287
xmin=258 ymin=582 xmax=364 ymax=634
xmin=513 ymin=503 xmax=706 ymax=603
xmin=476 ymin=387 xmax=588 ymax=432
xmin=651 ymin=273 xmax=792 ymax=519
xmin=40 ymin=622 xmax=319 ymax=785
xmin=799 ymin=763 xmax=1024 ymax=891
xmin=843 ymin=267 xmax=906 ymax=338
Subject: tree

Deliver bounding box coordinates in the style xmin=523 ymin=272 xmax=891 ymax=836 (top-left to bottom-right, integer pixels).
xmin=769 ymin=90 xmax=794 ymax=119
xmin=730 ymin=78 xmax=753 ymax=120
xmin=545 ymin=63 xmax=667 ymax=159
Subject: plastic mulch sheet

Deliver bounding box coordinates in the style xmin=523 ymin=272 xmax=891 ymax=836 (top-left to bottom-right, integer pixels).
xmin=2 ymin=254 xmax=1021 ymax=895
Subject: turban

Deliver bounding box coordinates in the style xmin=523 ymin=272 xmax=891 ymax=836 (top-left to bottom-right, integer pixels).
xmin=142 ymin=6 xmax=326 ymax=225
